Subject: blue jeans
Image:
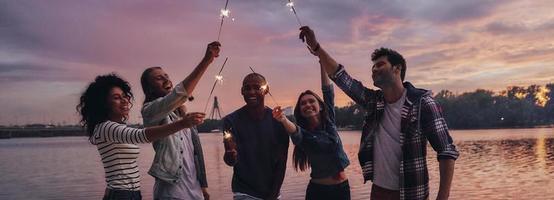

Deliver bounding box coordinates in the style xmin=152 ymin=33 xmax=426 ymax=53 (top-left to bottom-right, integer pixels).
xmin=103 ymin=188 xmax=142 ymax=200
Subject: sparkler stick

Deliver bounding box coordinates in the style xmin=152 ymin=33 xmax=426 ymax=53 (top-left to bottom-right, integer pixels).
xmin=285 ymin=1 xmax=314 ymax=52
xmin=204 ymin=57 xmax=229 ymax=113
xmin=286 ymin=0 xmax=302 ymax=27
xmin=217 ymin=0 xmax=231 ymax=41
xmin=248 ymin=66 xmax=280 ymax=106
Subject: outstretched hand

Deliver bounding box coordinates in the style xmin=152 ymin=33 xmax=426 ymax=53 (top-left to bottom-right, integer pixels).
xmin=299 ymin=26 xmax=319 ymax=53
xmin=204 ymin=41 xmax=221 ymax=63
xmin=180 ymin=112 xmax=206 ymax=128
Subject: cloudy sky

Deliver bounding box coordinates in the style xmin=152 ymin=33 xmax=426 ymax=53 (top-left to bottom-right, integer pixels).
xmin=1 ymin=0 xmax=553 ymax=125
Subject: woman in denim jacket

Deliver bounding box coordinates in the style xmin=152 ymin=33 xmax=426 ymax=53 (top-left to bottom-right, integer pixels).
xmin=272 ymin=64 xmax=350 ymax=200
xmin=140 ymin=41 xmax=220 ymax=200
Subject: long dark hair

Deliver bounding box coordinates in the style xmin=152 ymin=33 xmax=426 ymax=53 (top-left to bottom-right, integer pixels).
xmin=292 ymin=90 xmax=329 ymax=171
xmin=76 ymin=74 xmax=134 ymax=140
xmin=140 ymin=66 xmax=162 ymax=104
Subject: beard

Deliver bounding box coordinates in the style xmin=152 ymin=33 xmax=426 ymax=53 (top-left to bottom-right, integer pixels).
xmin=373 ymin=72 xmax=397 ymax=89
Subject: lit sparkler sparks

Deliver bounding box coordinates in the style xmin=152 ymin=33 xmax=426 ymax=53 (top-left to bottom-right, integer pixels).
xmin=204 ymin=57 xmax=229 ymax=113
xmin=286 ymin=0 xmax=302 ymax=27
xmin=223 ymin=130 xmax=233 ymax=140
xmin=223 ymin=129 xmax=236 ymax=150
xmin=217 ymin=0 xmax=231 ymax=41
xmin=286 ymin=1 xmax=294 ymax=8
xmin=220 ymin=8 xmax=230 ymax=18
xmin=215 ymin=75 xmax=224 ymax=84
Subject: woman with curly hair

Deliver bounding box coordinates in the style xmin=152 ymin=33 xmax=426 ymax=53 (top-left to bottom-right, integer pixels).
xmin=272 ymin=64 xmax=350 ymax=200
xmin=77 ymin=74 xmax=205 ymax=200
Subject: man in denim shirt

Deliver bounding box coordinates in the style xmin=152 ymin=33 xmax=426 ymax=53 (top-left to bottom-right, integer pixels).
xmin=141 ymin=41 xmax=221 ymax=200
xmin=299 ymin=26 xmax=459 ymax=200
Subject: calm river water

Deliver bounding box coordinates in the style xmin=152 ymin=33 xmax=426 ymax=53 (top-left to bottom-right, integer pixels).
xmin=0 ymin=128 xmax=553 ymax=199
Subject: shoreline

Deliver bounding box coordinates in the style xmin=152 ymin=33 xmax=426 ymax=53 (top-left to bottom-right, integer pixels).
xmin=1 ymin=125 xmax=553 ymax=139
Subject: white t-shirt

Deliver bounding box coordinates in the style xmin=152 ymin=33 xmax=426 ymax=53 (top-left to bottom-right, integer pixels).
xmin=373 ymin=90 xmax=406 ymax=190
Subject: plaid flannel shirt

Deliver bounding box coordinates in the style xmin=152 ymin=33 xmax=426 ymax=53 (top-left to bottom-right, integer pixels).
xmin=331 ymin=65 xmax=459 ymax=200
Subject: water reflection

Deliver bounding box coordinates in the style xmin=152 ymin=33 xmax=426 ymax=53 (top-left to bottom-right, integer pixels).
xmin=0 ymin=128 xmax=553 ymax=200
xmin=446 ymin=132 xmax=554 ymax=199
xmin=536 ymin=135 xmax=547 ymax=171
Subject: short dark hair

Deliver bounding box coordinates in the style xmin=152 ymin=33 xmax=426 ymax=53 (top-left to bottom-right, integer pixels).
xmin=77 ymin=74 xmax=134 ymax=140
xmin=242 ymin=73 xmax=267 ymax=85
xmin=371 ymin=47 xmax=407 ymax=81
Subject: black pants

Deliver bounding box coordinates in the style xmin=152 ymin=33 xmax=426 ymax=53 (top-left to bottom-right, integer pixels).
xmin=306 ymin=180 xmax=351 ymax=200
xmin=103 ymin=188 xmax=142 ymax=200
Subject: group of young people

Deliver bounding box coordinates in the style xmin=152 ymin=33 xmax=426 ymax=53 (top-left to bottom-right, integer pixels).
xmin=77 ymin=26 xmax=459 ymax=200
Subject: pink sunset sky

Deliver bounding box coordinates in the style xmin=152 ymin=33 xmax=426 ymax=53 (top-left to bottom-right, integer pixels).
xmin=1 ymin=0 xmax=553 ymax=125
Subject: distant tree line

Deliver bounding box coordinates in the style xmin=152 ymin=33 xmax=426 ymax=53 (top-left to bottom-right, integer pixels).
xmin=435 ymin=83 xmax=553 ymax=129
xmin=197 ymin=83 xmax=553 ymax=132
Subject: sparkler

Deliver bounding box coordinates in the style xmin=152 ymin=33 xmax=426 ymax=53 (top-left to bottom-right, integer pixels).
xmin=223 ymin=130 xmax=233 ymax=140
xmin=204 ymin=57 xmax=229 ymax=113
xmin=286 ymin=0 xmax=302 ymax=27
xmin=249 ymin=66 xmax=280 ymax=106
xmin=215 ymin=75 xmax=224 ymax=84
xmin=223 ymin=129 xmax=237 ymax=151
xmin=217 ymin=0 xmax=231 ymax=41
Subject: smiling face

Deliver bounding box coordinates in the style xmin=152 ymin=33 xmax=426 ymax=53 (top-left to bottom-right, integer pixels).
xmin=293 ymin=90 xmax=327 ymax=129
xmin=371 ymin=55 xmax=399 ymax=88
xmin=241 ymin=74 xmax=267 ymax=107
xmin=147 ymin=68 xmax=173 ymax=98
xmin=298 ymin=94 xmax=320 ymax=119
xmin=108 ymin=86 xmax=131 ymax=122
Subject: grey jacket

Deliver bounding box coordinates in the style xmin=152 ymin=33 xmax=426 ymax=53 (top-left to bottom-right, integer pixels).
xmin=141 ymin=82 xmax=208 ymax=187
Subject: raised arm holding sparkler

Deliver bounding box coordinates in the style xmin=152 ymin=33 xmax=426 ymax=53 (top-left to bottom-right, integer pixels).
xmin=298 ymin=26 xmax=458 ymax=200
xmin=140 ymin=41 xmax=221 ymax=200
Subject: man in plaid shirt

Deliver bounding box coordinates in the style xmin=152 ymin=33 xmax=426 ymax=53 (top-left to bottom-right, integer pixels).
xmin=299 ymin=26 xmax=459 ymax=200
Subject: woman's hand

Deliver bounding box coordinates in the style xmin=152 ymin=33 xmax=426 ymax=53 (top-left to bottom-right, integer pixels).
xmin=178 ymin=112 xmax=206 ymax=128
xmin=273 ymin=106 xmax=298 ymax=135
xmin=272 ymin=106 xmax=288 ymax=123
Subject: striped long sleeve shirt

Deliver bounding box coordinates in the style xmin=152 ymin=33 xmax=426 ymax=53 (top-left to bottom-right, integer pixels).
xmin=90 ymin=121 xmax=150 ymax=191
